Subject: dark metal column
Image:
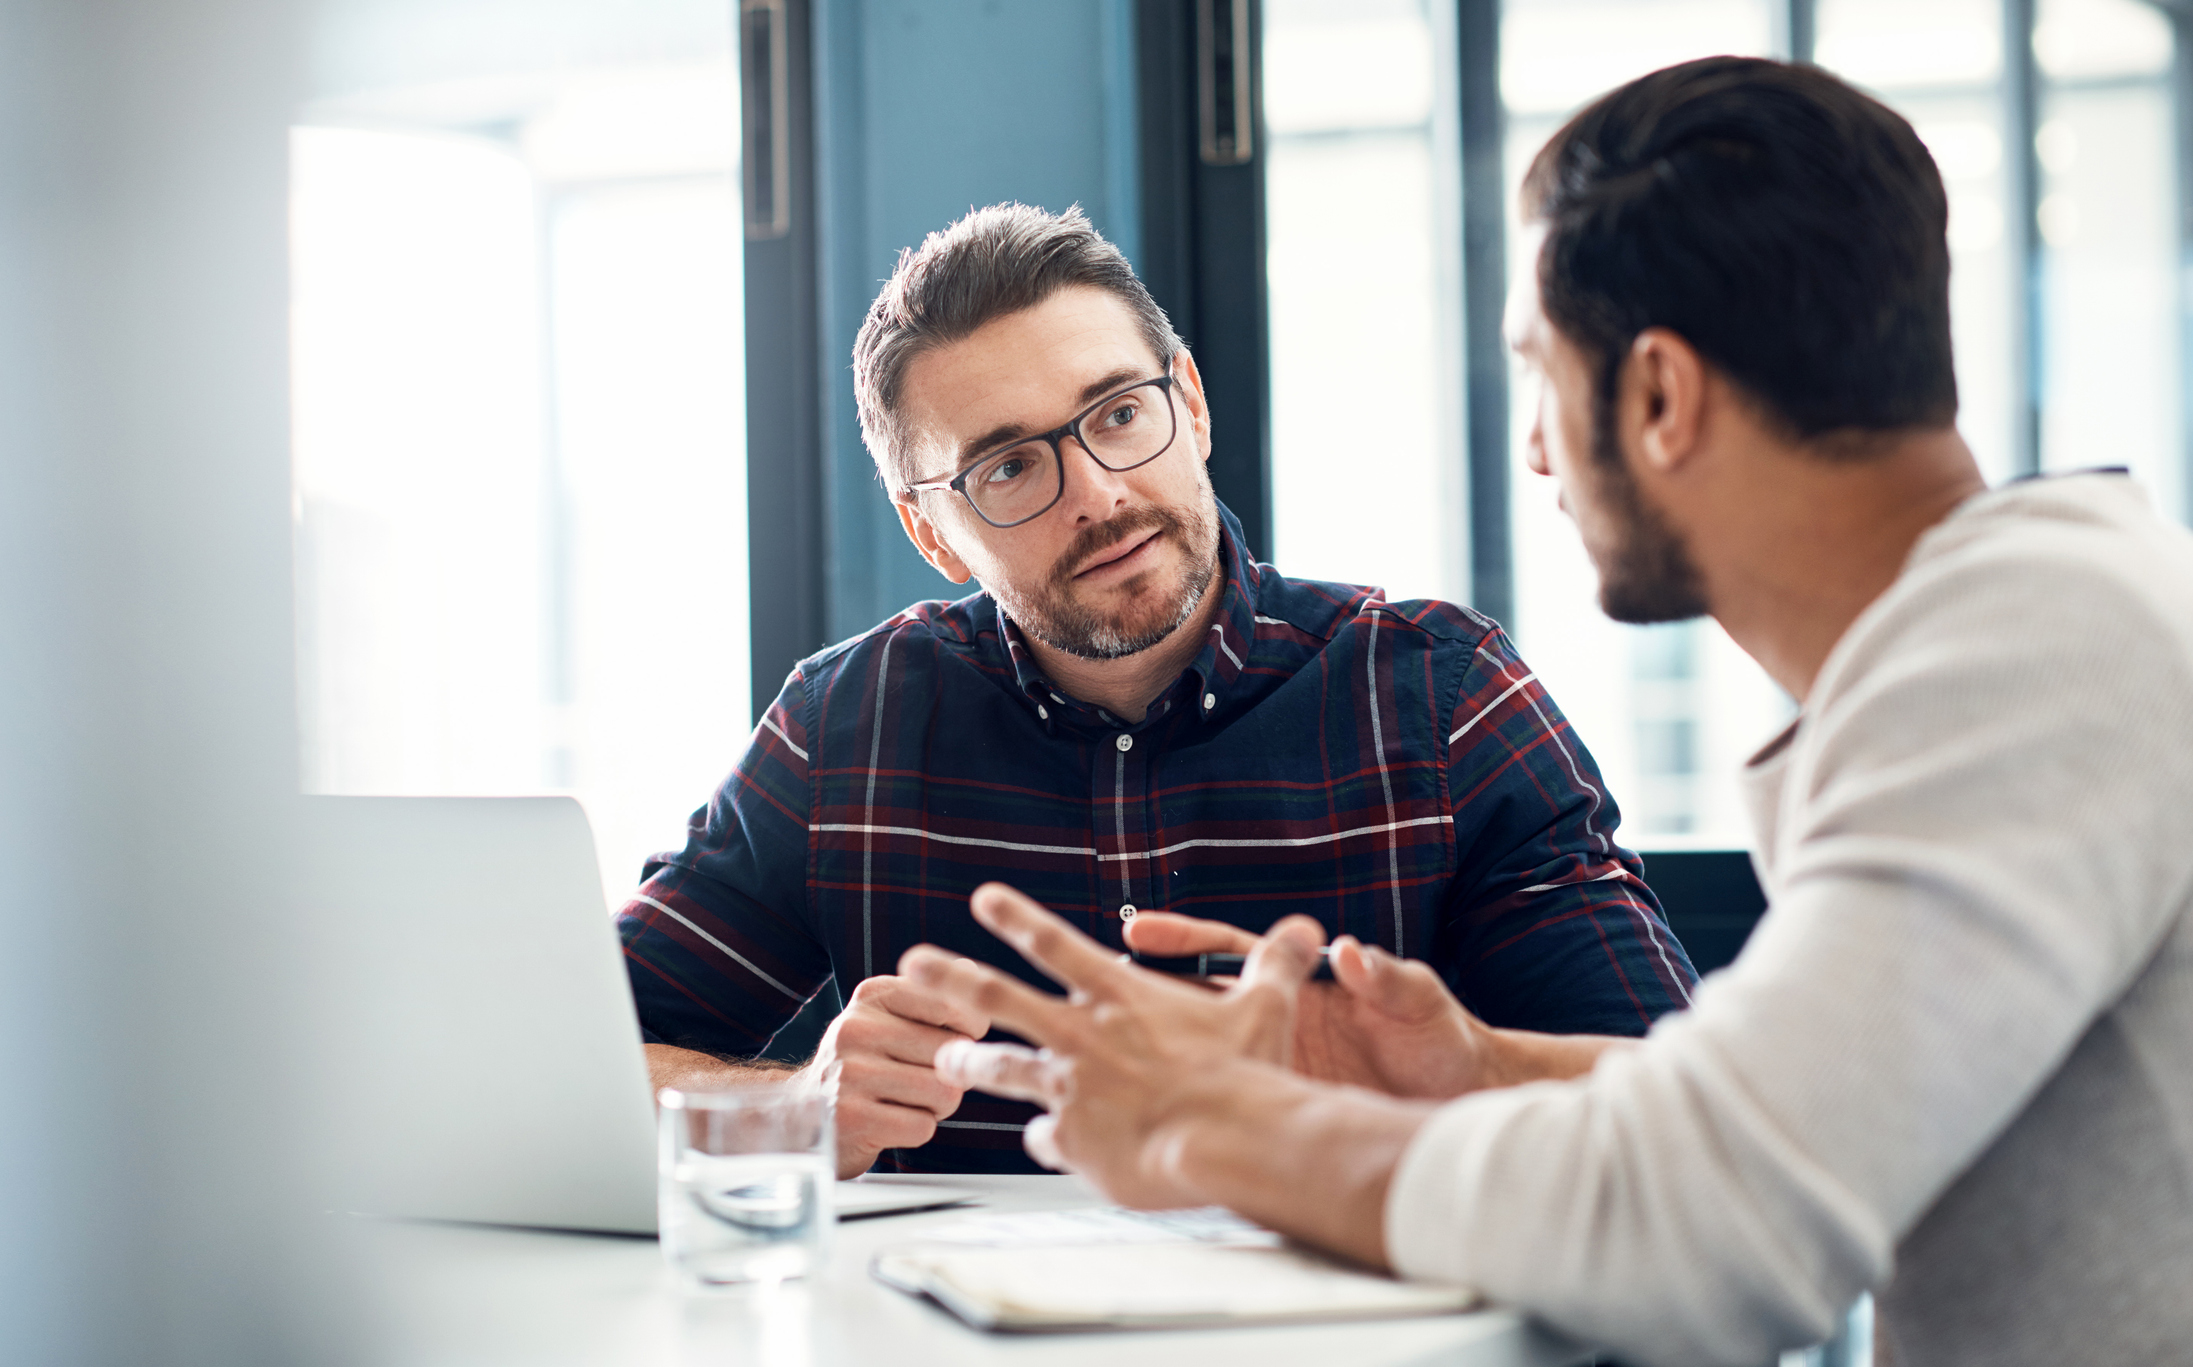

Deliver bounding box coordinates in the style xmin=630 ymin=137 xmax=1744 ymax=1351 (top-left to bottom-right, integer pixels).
xmin=2003 ymin=0 xmax=2044 ymax=477
xmin=1457 ymin=0 xmax=1512 ymax=629
xmin=740 ymin=0 xmax=828 ymax=720
xmin=1779 ymin=0 xmax=1818 ymax=64
xmin=1135 ymin=0 xmax=1272 ymax=562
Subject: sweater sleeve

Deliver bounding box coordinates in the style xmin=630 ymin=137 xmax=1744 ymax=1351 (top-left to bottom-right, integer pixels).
xmin=1383 ymin=538 xmax=2193 ymax=1366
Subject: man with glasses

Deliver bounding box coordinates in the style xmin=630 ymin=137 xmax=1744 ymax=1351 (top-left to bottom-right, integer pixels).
xmin=616 ymin=203 xmax=1695 ymax=1177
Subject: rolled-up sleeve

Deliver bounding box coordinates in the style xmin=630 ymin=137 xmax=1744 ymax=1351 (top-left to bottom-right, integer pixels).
xmin=1442 ymin=630 xmax=1696 ymax=1034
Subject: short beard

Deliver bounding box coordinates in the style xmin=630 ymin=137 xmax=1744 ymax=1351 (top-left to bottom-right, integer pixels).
xmin=995 ymin=500 xmax=1220 ymax=661
xmin=1590 ymin=386 xmax=1709 ymax=625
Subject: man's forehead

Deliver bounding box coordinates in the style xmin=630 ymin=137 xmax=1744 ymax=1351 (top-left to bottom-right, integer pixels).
xmin=1504 ymin=224 xmax=1548 ymax=354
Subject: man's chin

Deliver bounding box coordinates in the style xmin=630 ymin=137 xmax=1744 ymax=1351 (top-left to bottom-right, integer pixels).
xmin=1041 ymin=607 xmax=1186 ymax=661
xmin=1597 ymin=576 xmax=1710 ymax=625
xmin=1025 ymin=571 xmax=1209 ymax=661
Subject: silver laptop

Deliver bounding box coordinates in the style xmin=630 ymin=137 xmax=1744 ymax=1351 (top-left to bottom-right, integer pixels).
xmin=304 ymin=795 xmax=661 ymax=1233
xmin=301 ymin=795 xmax=979 ymax=1235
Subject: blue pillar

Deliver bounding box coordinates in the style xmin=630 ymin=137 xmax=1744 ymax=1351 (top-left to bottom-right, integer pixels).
xmin=811 ymin=0 xmax=1142 ymax=640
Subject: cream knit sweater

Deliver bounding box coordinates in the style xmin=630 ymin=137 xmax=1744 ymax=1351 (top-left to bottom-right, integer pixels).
xmin=1386 ymin=474 xmax=2193 ymax=1366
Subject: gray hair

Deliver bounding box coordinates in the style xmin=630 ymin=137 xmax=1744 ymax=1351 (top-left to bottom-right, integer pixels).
xmin=852 ymin=202 xmax=1182 ymax=489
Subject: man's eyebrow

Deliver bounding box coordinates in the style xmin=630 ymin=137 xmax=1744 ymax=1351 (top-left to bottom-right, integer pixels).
xmin=954 ymin=366 xmax=1155 ymax=466
xmin=1074 ymin=365 xmax=1147 ymax=407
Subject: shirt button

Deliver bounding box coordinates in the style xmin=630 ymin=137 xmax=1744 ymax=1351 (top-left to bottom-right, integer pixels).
xmin=1036 ymin=704 xmax=1049 ymax=720
xmin=1203 ymin=693 xmax=1217 ymax=711
xmin=1119 ymin=904 xmax=1138 ymax=920
xmin=1115 ymin=733 xmax=1133 ymax=752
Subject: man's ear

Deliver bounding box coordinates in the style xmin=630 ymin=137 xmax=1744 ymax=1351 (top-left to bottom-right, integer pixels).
xmin=1624 ymin=327 xmax=1709 ymax=477
xmin=895 ymin=492 xmax=975 ymax=584
xmin=1172 ymin=349 xmax=1214 ymax=465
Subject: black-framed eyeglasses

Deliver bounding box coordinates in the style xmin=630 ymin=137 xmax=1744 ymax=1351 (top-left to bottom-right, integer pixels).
xmin=900 ymin=375 xmax=1179 ymax=529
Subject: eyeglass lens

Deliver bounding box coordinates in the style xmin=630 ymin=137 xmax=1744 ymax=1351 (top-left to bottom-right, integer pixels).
xmin=963 ymin=380 xmax=1176 ymax=527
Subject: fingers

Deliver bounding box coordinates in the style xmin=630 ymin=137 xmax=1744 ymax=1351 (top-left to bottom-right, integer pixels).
xmin=845 ymin=1009 xmax=980 ymax=1070
xmin=1121 ymin=911 xmax=1260 ymax=957
xmin=837 ymin=1050 xmax=964 ymax=1117
xmin=851 ymin=972 xmax=990 ymax=1041
xmin=1023 ymin=1112 xmax=1067 ymax=1172
xmin=834 ymin=1097 xmax=945 ymax=1175
xmin=898 ymin=943 xmax=1081 ymax=1048
xmin=968 ymin=883 xmax=1125 ymax=996
xmin=1238 ymin=914 xmax=1325 ymax=992
xmin=1330 ymin=935 xmax=1459 ymax=1022
xmin=933 ymin=1039 xmax=1068 ymax=1105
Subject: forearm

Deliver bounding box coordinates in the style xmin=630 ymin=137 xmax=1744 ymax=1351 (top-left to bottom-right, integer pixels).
xmin=1480 ymin=1028 xmax=1634 ymax=1088
xmin=644 ymin=1042 xmax=798 ymax=1097
xmin=1163 ymin=1063 xmax=1440 ymax=1269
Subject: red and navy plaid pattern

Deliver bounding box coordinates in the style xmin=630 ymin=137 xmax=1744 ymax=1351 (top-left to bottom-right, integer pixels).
xmin=618 ymin=504 xmax=1695 ymax=1172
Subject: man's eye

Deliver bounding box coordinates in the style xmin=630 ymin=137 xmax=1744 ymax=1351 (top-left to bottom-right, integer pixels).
xmin=1101 ymin=402 xmax=1140 ymax=429
xmin=983 ymin=455 xmax=1030 ymax=485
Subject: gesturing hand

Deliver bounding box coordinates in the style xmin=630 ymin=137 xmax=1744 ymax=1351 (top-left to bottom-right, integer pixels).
xmin=897 ymin=883 xmax=1327 ymax=1207
xmin=1124 ymin=912 xmax=1504 ymax=1099
xmin=804 ymin=974 xmax=990 ymax=1178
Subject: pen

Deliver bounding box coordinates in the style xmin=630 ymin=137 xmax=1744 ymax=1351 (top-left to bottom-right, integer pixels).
xmin=1126 ymin=946 xmax=1338 ymax=982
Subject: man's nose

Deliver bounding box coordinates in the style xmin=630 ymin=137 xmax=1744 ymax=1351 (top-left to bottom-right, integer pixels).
xmin=1523 ymin=419 xmax=1551 ymax=477
xmin=1057 ymin=437 xmax=1133 ymax=523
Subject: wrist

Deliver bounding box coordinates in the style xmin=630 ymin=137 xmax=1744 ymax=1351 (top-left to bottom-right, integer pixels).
xmin=1480 ymin=1027 xmax=1633 ymax=1087
xmin=1154 ymin=1060 xmax=1310 ymax=1200
xmin=1162 ymin=1064 xmax=1436 ymax=1269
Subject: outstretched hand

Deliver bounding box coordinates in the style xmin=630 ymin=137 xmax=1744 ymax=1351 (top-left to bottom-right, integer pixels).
xmin=1123 ymin=911 xmax=1506 ymax=1099
xmin=898 ymin=883 xmax=1327 ymax=1206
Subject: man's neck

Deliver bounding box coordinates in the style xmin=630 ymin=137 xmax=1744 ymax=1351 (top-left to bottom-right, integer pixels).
xmin=1021 ymin=572 xmax=1227 ymax=724
xmin=1697 ymin=428 xmax=1986 ymax=702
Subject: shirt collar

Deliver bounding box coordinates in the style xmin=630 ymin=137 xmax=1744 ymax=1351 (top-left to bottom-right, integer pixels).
xmin=989 ymin=499 xmax=1261 ymax=730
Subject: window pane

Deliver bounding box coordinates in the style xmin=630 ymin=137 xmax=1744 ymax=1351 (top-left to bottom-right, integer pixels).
xmin=291 ymin=3 xmax=746 ymax=905
xmin=2035 ymin=0 xmax=2177 ymax=518
xmin=1265 ymin=0 xmax=1464 ymax=602
xmin=1818 ymin=0 xmax=2018 ymax=483
xmin=1501 ymin=0 xmax=1788 ymax=844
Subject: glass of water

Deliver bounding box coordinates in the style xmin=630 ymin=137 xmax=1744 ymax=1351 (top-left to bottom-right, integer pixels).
xmin=658 ymin=1084 xmax=835 ymax=1288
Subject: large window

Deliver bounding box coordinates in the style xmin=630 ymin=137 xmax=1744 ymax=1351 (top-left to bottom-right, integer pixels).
xmin=1264 ymin=0 xmax=1466 ymax=603
xmin=291 ymin=4 xmax=748 ymax=905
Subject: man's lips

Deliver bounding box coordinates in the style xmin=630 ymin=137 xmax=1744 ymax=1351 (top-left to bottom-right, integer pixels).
xmin=1073 ymin=529 xmax=1163 ymax=580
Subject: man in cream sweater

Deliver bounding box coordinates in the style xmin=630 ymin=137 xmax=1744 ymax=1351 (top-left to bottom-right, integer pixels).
xmin=897 ymin=56 xmax=2193 ymax=1366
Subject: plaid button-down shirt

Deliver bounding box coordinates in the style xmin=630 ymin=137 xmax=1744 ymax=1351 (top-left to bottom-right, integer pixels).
xmin=618 ymin=503 xmax=1696 ymax=1172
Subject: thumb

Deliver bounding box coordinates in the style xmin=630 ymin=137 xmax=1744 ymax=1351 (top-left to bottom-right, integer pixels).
xmin=1332 ymin=936 xmax=1456 ymax=1022
xmin=1238 ymin=915 xmax=1325 ymax=995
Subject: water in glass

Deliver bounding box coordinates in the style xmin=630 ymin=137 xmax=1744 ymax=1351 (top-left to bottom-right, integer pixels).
xmin=663 ymin=1149 xmax=832 ymax=1285
xmin=658 ymin=1086 xmax=834 ymax=1288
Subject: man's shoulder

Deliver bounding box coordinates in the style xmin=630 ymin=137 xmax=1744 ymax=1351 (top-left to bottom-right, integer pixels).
xmin=793 ymin=591 xmax=997 ymax=698
xmin=1253 ymin=563 xmax=1501 ymax=652
xmin=1878 ymin=474 xmax=2193 ymax=665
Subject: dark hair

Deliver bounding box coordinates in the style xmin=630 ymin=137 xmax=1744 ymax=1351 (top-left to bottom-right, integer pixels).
xmin=853 ymin=202 xmax=1182 ymax=487
xmin=1522 ymin=57 xmax=1957 ymax=448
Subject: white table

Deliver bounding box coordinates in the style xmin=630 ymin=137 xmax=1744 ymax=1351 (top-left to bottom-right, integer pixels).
xmin=341 ymin=1174 xmax=1595 ymax=1366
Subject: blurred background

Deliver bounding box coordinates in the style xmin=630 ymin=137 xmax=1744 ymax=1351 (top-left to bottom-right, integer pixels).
xmin=2 ymin=0 xmax=2184 ymax=1362
xmin=283 ymin=0 xmax=2188 ymax=893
